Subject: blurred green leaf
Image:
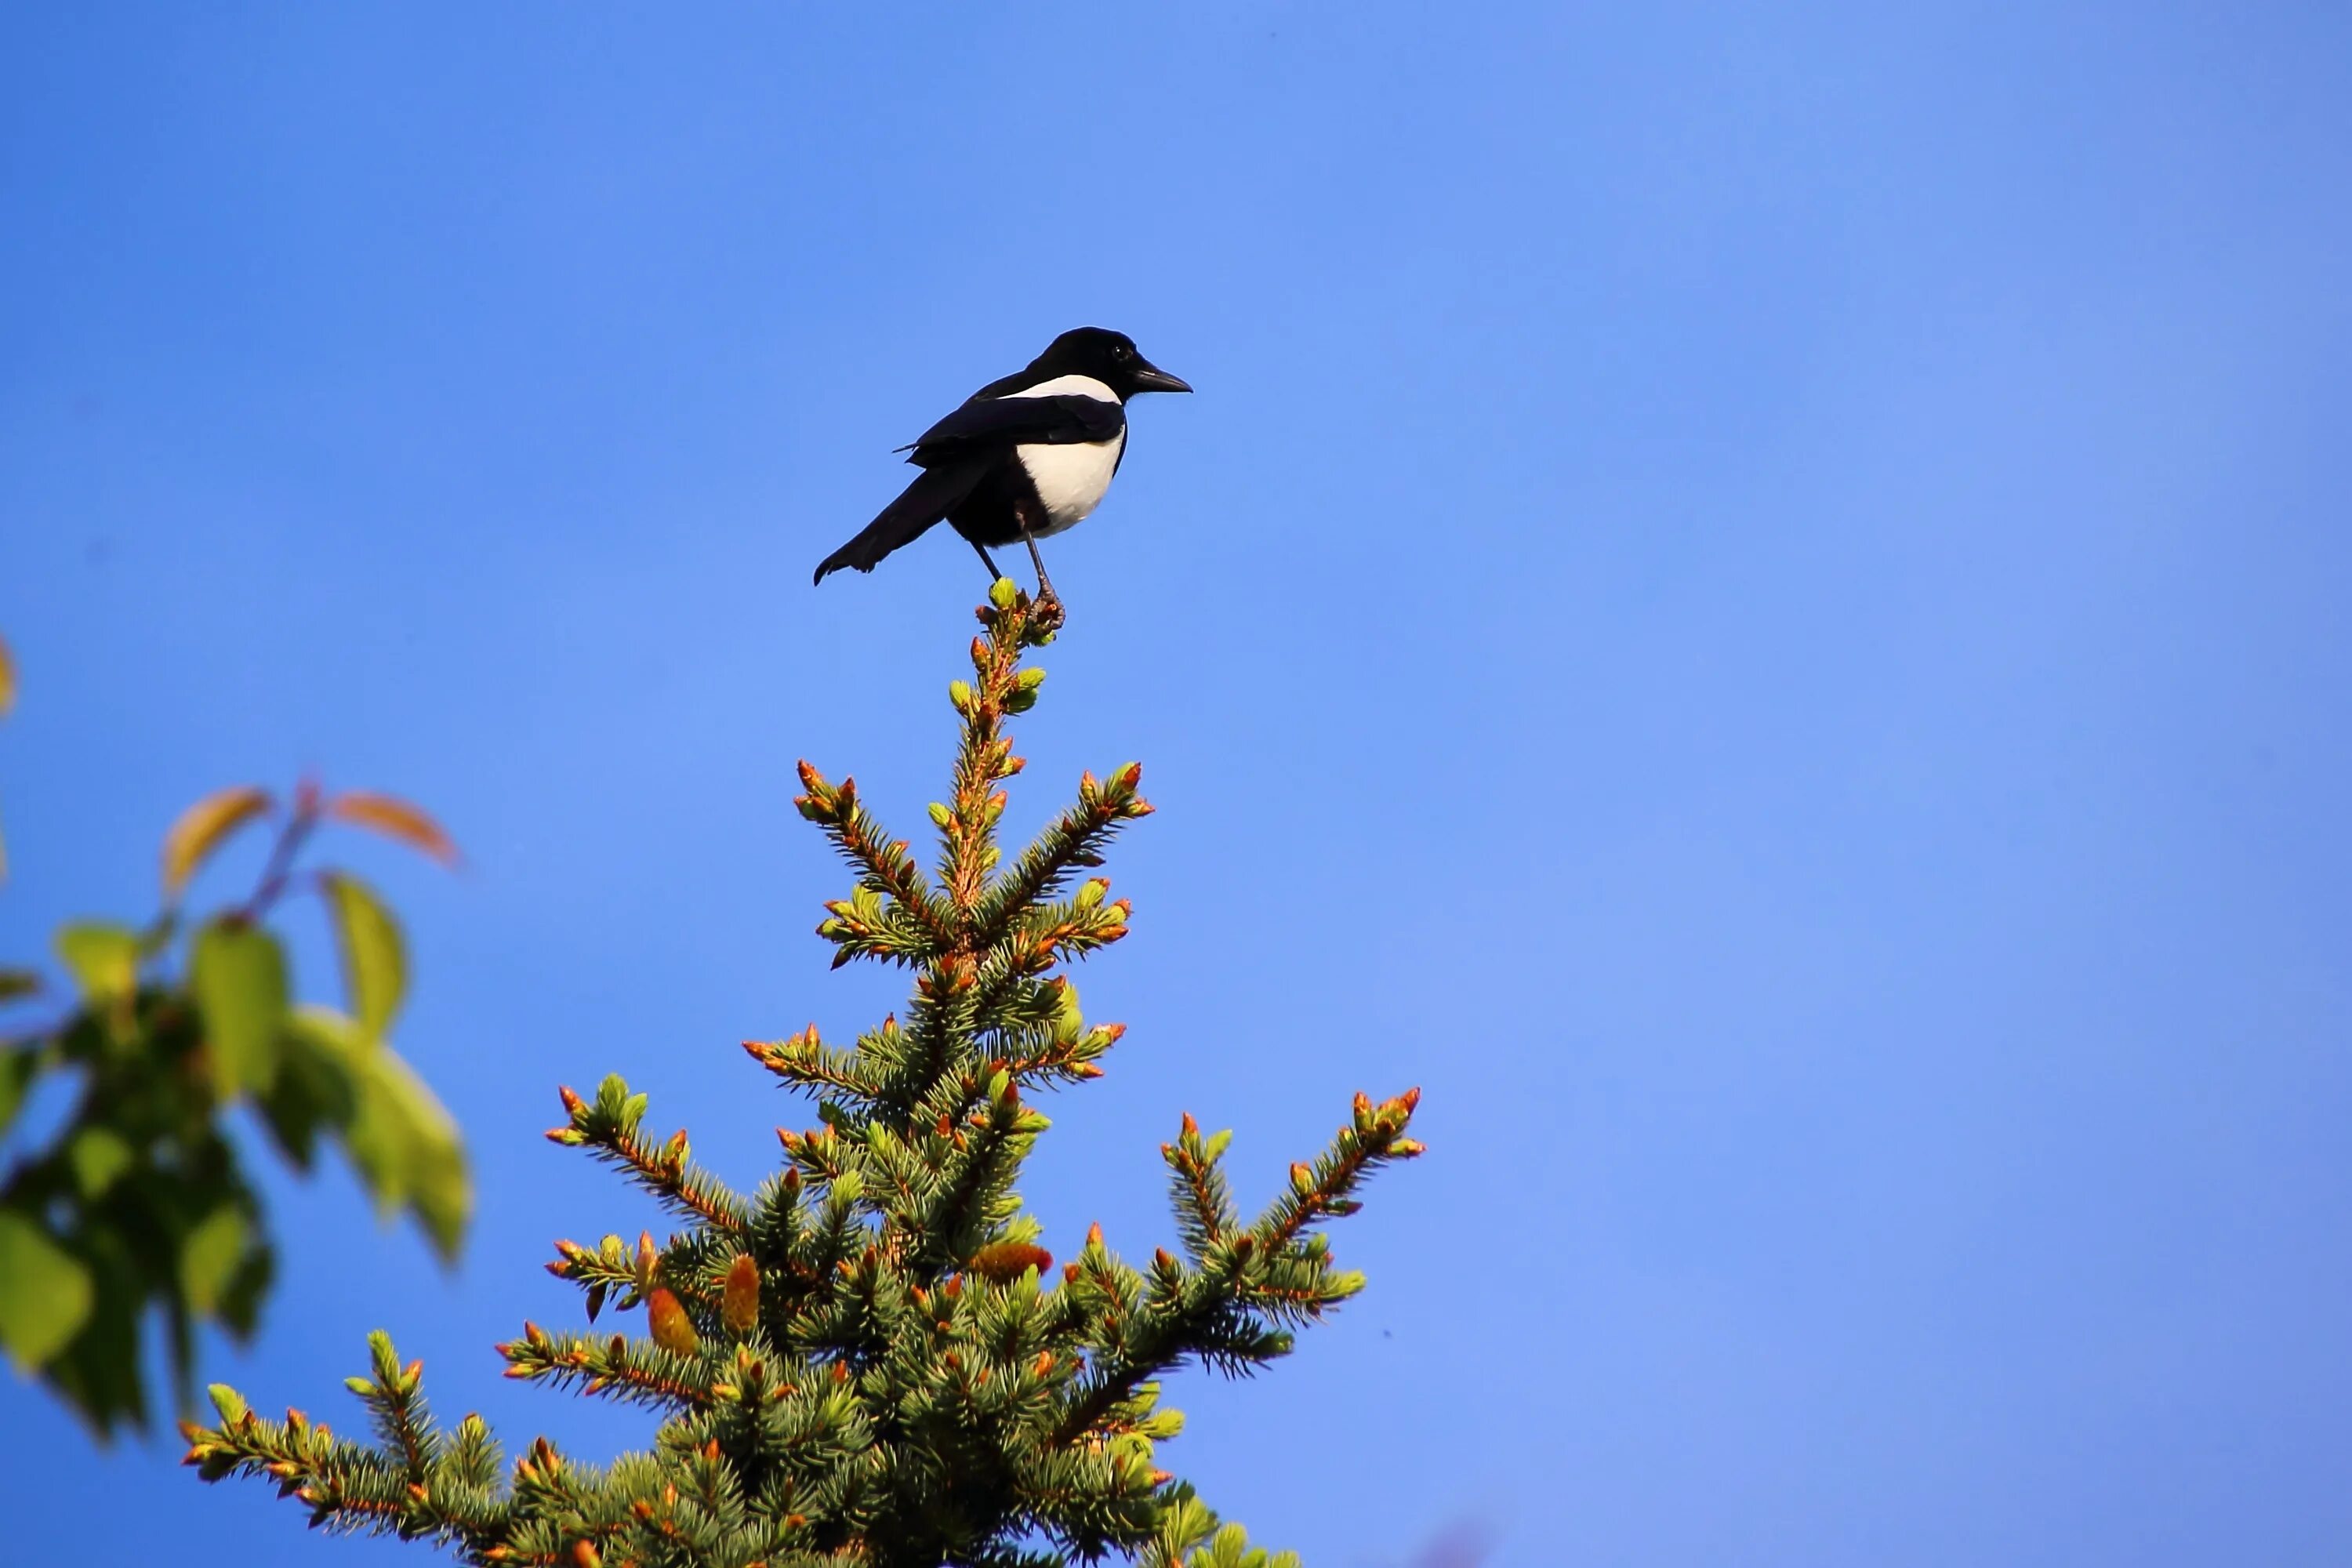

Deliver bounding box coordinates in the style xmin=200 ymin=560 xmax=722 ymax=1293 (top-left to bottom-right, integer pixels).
xmin=67 ymin=1127 xmax=135 ymax=1198
xmin=191 ymin=920 xmax=287 ymax=1098
xmin=321 ymin=871 xmax=405 ymax=1043
xmin=254 ymin=1019 xmax=358 ymax=1170
xmin=179 ymin=1207 xmax=250 ymax=1318
xmin=0 ymin=1045 xmax=36 ymax=1135
xmin=56 ymin=923 xmax=139 ymax=1003
xmin=42 ymin=1231 xmax=145 ymax=1436
xmin=0 ymin=967 xmax=41 ymax=1004
xmin=214 ymin=1237 xmax=274 ymax=1341
xmin=288 ymin=1009 xmax=470 ymax=1261
xmin=0 ymin=1211 xmax=94 ymax=1370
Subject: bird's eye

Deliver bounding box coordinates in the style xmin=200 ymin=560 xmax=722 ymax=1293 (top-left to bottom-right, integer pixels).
xmin=1114 ymin=343 xmax=1132 ymax=360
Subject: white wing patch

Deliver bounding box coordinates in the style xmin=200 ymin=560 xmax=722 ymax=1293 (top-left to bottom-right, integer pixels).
xmin=1003 ymin=373 xmax=1116 ymax=401
xmin=1001 ymin=374 xmax=1124 ymax=534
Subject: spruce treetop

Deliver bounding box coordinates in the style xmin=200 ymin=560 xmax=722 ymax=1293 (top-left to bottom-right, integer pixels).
xmin=185 ymin=585 xmax=1423 ymax=1567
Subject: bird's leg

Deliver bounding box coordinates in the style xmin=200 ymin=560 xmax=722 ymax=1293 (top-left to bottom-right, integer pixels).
xmin=1016 ymin=511 xmax=1059 ymax=608
xmin=968 ymin=537 xmax=1007 ymax=584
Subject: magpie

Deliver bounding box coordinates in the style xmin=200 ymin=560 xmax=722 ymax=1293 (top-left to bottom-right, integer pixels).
xmin=813 ymin=327 xmax=1191 ymax=597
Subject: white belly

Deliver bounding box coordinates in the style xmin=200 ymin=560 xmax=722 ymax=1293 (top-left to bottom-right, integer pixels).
xmin=1016 ymin=428 xmax=1124 ymax=535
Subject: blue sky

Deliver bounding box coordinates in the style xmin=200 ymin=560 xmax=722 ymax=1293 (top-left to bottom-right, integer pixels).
xmin=3 ymin=4 xmax=2349 ymax=1563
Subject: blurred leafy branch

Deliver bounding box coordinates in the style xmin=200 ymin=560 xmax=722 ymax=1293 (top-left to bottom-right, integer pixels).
xmin=0 ymin=630 xmax=473 ymax=1438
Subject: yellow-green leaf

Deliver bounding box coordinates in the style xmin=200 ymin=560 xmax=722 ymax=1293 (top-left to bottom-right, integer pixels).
xmin=67 ymin=1127 xmax=134 ymax=1198
xmin=321 ymin=871 xmax=405 ymax=1043
xmin=287 ymin=1009 xmax=469 ymax=1261
xmin=191 ymin=920 xmax=288 ymax=1097
xmin=355 ymin=1042 xmax=470 ymax=1262
xmin=162 ymin=785 xmax=274 ymax=899
xmin=0 ymin=1212 xmax=93 ymax=1370
xmin=56 ymin=922 xmax=140 ymax=1003
xmin=180 ymin=1207 xmax=250 ymax=1317
xmin=325 ymin=790 xmax=459 ymax=866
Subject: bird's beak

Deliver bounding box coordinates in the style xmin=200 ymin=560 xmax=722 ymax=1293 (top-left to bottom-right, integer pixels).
xmin=1130 ymin=361 xmax=1192 ymax=394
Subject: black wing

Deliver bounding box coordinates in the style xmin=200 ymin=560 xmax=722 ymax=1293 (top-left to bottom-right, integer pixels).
xmin=901 ymin=394 xmax=1123 ymax=462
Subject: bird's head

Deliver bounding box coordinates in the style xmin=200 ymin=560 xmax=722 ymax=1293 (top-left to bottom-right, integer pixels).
xmin=1030 ymin=327 xmax=1192 ymax=400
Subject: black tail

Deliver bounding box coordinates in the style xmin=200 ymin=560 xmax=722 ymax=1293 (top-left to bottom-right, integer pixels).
xmin=813 ymin=464 xmax=985 ymax=584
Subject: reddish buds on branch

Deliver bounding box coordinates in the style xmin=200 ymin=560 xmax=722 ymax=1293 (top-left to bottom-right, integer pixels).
xmin=968 ymin=1241 xmax=1053 ymax=1283
xmin=647 ymin=1289 xmax=700 ymax=1356
xmin=722 ymin=1255 xmax=760 ymax=1335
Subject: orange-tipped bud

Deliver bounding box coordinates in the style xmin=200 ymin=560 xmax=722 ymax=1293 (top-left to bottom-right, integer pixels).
xmin=1180 ymin=1112 xmax=1199 ymax=1138
xmin=1086 ymin=1221 xmax=1105 ymax=1248
xmin=558 ymin=1085 xmax=585 ymax=1116
xmin=968 ymin=1241 xmax=1053 ymax=1283
xmin=647 ymin=1289 xmax=700 ymax=1356
xmin=572 ymin=1540 xmax=601 ymax=1568
xmin=723 ymin=1254 xmax=760 ymax=1334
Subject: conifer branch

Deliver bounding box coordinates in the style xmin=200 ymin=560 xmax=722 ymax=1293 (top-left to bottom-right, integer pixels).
xmin=898 ymin=1068 xmax=1049 ymax=1273
xmin=547 ymin=1076 xmax=750 ymax=1235
xmin=187 ymin=584 xmax=1417 ymax=1568
xmin=1249 ymin=1087 xmax=1423 ymax=1252
xmin=498 ymin=1320 xmax=712 ymax=1412
xmin=1161 ymin=1115 xmax=1238 ymax=1263
xmin=793 ymin=762 xmax=956 ymax=956
xmin=975 ymin=768 xmax=1154 ymax=941
xmin=744 ymin=1025 xmax=893 ymax=1105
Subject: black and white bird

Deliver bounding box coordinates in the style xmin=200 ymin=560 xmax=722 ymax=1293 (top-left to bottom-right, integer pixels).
xmin=813 ymin=327 xmax=1191 ymax=597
